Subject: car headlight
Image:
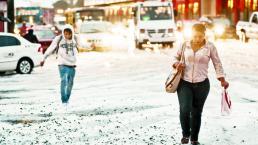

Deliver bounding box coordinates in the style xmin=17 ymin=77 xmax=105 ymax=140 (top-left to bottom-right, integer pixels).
xmin=183 ymin=28 xmax=192 ymax=39
xmin=214 ymin=25 xmax=225 ymax=35
xmin=102 ymin=36 xmax=115 ymax=46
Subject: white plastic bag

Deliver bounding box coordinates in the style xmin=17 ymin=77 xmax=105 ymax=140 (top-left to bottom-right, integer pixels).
xmin=221 ymin=89 xmax=232 ymax=116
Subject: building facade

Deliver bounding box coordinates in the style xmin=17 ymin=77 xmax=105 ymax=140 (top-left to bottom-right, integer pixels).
xmin=74 ymin=0 xmax=258 ymax=25
xmin=16 ymin=7 xmax=54 ymax=25
xmin=216 ymin=0 xmax=258 ymax=25
xmin=173 ymin=0 xmax=258 ymax=25
xmin=172 ymin=0 xmax=201 ymax=20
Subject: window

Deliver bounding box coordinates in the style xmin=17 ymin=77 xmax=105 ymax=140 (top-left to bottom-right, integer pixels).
xmin=228 ymin=0 xmax=233 ymax=9
xmin=177 ymin=4 xmax=185 ymax=19
xmin=0 ymin=36 xmax=21 ymax=47
xmin=140 ymin=6 xmax=172 ymax=21
xmin=245 ymin=0 xmax=251 ymax=8
xmin=254 ymin=0 xmax=258 ymax=10
xmin=252 ymin=14 xmax=258 ymax=23
xmin=80 ymin=22 xmax=112 ymax=33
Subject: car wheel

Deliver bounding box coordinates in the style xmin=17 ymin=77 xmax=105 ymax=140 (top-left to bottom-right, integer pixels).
xmin=164 ymin=42 xmax=173 ymax=48
xmin=170 ymin=42 xmax=174 ymax=48
xmin=135 ymin=41 xmax=143 ymax=49
xmin=16 ymin=59 xmax=33 ymax=74
xmin=240 ymin=31 xmax=248 ymax=43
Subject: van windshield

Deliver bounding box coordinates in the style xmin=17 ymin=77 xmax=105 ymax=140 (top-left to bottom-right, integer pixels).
xmin=140 ymin=6 xmax=172 ymax=21
xmin=80 ymin=22 xmax=112 ymax=33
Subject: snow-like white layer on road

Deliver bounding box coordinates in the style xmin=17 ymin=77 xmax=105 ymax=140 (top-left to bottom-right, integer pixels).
xmin=0 ymin=40 xmax=258 ymax=145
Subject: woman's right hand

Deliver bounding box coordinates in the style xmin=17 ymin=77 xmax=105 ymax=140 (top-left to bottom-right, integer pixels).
xmin=173 ymin=62 xmax=185 ymax=71
xmin=40 ymin=61 xmax=45 ymax=67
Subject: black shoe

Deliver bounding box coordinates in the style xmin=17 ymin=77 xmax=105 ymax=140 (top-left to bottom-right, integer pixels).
xmin=181 ymin=137 xmax=189 ymax=144
xmin=191 ymin=141 xmax=200 ymax=145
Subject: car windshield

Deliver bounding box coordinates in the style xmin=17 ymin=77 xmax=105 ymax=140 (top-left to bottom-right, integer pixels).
xmin=212 ymin=17 xmax=230 ymax=26
xmin=34 ymin=29 xmax=55 ymax=40
xmin=80 ymin=22 xmax=112 ymax=33
xmin=140 ymin=6 xmax=172 ymax=21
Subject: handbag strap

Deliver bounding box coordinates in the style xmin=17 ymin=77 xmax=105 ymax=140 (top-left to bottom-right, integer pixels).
xmin=179 ymin=42 xmax=187 ymax=63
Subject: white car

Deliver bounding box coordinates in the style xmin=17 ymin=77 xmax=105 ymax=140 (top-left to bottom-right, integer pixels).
xmin=236 ymin=12 xmax=258 ymax=42
xmin=0 ymin=32 xmax=43 ymax=74
xmin=78 ymin=21 xmax=117 ymax=51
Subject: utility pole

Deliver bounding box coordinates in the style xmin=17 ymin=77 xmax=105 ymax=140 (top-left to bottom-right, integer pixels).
xmin=7 ymin=0 xmax=14 ymax=33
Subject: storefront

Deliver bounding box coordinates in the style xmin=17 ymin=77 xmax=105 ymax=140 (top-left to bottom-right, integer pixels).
xmin=216 ymin=0 xmax=258 ymax=25
xmin=16 ymin=7 xmax=54 ymax=25
xmin=82 ymin=0 xmax=204 ymax=22
xmin=172 ymin=0 xmax=201 ymax=20
xmin=239 ymin=0 xmax=258 ymax=21
xmin=0 ymin=0 xmax=7 ymax=32
xmin=83 ymin=0 xmax=135 ymax=23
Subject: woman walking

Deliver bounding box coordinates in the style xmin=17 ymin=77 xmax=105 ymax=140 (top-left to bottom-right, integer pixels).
xmin=172 ymin=23 xmax=229 ymax=145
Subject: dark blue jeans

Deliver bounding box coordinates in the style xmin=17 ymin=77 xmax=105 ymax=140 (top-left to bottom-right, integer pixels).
xmin=177 ymin=78 xmax=210 ymax=141
xmin=58 ymin=65 xmax=76 ymax=103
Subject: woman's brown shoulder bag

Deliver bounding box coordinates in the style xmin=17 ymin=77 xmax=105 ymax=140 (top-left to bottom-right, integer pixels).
xmin=165 ymin=43 xmax=186 ymax=93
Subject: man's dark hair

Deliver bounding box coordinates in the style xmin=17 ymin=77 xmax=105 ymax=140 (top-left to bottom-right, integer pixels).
xmin=64 ymin=28 xmax=72 ymax=34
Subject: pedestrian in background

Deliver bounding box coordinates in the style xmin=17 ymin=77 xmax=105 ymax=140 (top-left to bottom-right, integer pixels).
xmin=19 ymin=21 xmax=28 ymax=36
xmin=23 ymin=29 xmax=39 ymax=43
xmin=171 ymin=23 xmax=229 ymax=145
xmin=40 ymin=24 xmax=93 ymax=106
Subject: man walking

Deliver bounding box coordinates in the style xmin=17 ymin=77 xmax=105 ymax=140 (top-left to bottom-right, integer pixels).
xmin=40 ymin=24 xmax=93 ymax=105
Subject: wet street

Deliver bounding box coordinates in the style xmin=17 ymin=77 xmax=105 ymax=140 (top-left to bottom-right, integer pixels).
xmin=0 ymin=40 xmax=258 ymax=145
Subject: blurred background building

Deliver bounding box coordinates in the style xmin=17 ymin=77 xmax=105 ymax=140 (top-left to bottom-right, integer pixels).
xmin=1 ymin=0 xmax=258 ymax=33
xmin=15 ymin=7 xmax=54 ymax=25
xmin=173 ymin=0 xmax=258 ymax=25
xmin=58 ymin=0 xmax=257 ymax=25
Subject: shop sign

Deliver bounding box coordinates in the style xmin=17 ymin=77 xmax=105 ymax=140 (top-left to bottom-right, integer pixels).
xmin=17 ymin=9 xmax=40 ymax=16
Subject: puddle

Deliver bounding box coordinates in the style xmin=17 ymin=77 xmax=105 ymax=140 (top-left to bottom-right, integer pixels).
xmin=0 ymin=89 xmax=27 ymax=94
xmin=0 ymin=96 xmax=19 ymax=100
xmin=72 ymin=105 xmax=164 ymax=117
xmin=2 ymin=119 xmax=49 ymax=125
xmin=242 ymin=98 xmax=257 ymax=103
xmin=37 ymin=112 xmax=53 ymax=117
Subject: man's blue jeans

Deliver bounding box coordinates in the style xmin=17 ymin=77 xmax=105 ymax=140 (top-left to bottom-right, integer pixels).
xmin=58 ymin=65 xmax=76 ymax=103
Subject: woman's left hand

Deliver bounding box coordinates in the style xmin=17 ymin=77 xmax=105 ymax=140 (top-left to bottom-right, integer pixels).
xmin=218 ymin=77 xmax=229 ymax=89
xmin=221 ymin=80 xmax=229 ymax=89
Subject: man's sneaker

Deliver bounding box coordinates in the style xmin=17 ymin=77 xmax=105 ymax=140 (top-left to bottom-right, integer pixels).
xmin=181 ymin=137 xmax=189 ymax=144
xmin=191 ymin=141 xmax=200 ymax=145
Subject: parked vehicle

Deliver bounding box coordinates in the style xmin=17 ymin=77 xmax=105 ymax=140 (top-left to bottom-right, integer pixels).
xmin=236 ymin=12 xmax=258 ymax=42
xmin=211 ymin=16 xmax=237 ymax=39
xmin=132 ymin=0 xmax=177 ymax=49
xmin=78 ymin=21 xmax=117 ymax=51
xmin=33 ymin=25 xmax=56 ymax=53
xmin=176 ymin=20 xmax=199 ymax=40
xmin=199 ymin=16 xmax=237 ymax=40
xmin=198 ymin=16 xmax=216 ymax=42
xmin=0 ymin=33 xmax=42 ymax=74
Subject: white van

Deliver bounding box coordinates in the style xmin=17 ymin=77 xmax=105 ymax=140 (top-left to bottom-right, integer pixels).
xmin=133 ymin=0 xmax=176 ymax=49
